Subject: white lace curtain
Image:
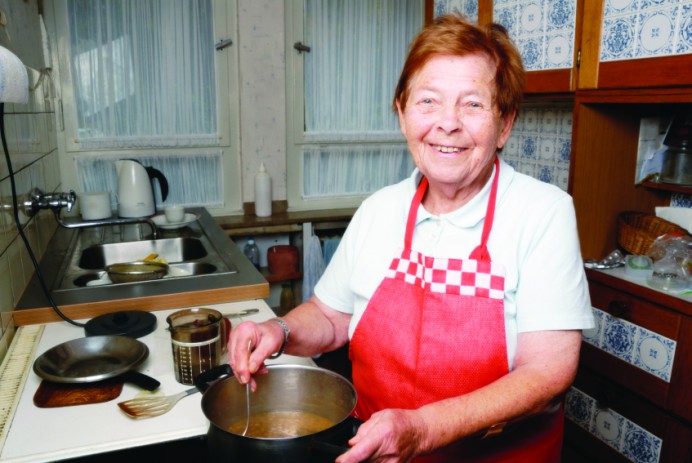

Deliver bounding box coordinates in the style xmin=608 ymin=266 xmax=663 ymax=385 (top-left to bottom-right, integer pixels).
xmin=75 ymin=151 xmax=224 ymax=208
xmin=304 ymin=0 xmax=421 ymax=141
xmin=300 ymin=0 xmax=422 ymax=198
xmin=67 ymin=0 xmax=217 ymax=149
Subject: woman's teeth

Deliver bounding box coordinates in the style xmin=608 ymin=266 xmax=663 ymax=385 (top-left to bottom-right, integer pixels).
xmin=434 ymin=145 xmax=461 ymax=153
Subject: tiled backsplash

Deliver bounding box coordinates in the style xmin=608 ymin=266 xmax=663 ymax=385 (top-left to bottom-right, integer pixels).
xmin=504 ymin=103 xmax=573 ymax=191
xmin=0 ymin=66 xmax=59 ymax=361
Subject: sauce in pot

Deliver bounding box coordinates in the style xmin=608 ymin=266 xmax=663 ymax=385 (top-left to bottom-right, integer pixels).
xmin=227 ymin=410 xmax=336 ymax=438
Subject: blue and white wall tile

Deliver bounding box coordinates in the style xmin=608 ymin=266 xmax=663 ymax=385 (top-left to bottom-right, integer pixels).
xmin=671 ymin=193 xmax=692 ymax=208
xmin=502 ymin=103 xmax=573 ymax=191
xmin=433 ymin=0 xmax=479 ymax=23
xmin=583 ymin=308 xmax=676 ymax=383
xmin=601 ymin=0 xmax=692 ymax=62
xmin=494 ymin=0 xmax=577 ymax=71
xmin=565 ymin=386 xmax=663 ymax=463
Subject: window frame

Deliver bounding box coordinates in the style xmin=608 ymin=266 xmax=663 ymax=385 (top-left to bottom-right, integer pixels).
xmin=285 ymin=0 xmax=424 ymax=211
xmin=47 ymin=0 xmax=243 ymax=215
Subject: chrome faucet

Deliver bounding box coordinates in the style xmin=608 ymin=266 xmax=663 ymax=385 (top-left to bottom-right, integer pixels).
xmin=24 ymin=188 xmax=159 ymax=239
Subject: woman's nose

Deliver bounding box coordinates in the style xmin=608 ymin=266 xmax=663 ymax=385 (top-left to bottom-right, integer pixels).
xmin=436 ymin=104 xmax=462 ymax=134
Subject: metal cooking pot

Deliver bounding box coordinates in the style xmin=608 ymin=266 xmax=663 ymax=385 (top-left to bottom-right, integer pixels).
xmin=197 ymin=364 xmax=360 ymax=463
xmin=33 ymin=335 xmax=160 ymax=390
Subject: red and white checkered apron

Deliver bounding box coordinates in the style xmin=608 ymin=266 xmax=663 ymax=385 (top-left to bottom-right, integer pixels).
xmin=349 ymin=158 xmax=562 ymax=462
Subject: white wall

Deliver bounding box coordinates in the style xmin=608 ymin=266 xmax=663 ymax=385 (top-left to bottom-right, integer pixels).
xmin=237 ymin=0 xmax=287 ymax=206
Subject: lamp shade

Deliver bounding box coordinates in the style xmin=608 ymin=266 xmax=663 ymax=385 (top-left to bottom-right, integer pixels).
xmin=0 ymin=45 xmax=28 ymax=104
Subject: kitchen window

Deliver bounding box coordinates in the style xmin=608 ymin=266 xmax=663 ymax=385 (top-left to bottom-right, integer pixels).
xmin=285 ymin=0 xmax=424 ymax=211
xmin=49 ymin=0 xmax=242 ymax=213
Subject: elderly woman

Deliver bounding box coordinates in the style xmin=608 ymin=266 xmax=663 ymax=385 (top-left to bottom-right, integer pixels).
xmin=230 ymin=14 xmax=594 ymax=462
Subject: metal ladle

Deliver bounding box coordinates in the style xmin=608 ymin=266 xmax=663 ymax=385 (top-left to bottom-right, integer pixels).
xmin=242 ymin=340 xmax=252 ymax=436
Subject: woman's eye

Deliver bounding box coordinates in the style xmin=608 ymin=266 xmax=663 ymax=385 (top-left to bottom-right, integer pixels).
xmin=421 ymin=98 xmax=433 ymax=104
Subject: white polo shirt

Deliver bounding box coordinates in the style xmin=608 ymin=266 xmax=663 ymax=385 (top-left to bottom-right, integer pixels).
xmin=315 ymin=159 xmax=594 ymax=368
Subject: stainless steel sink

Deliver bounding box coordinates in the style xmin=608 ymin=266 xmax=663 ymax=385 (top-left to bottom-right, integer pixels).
xmin=15 ymin=208 xmax=268 ymax=314
xmin=78 ymin=237 xmax=208 ymax=269
xmin=52 ymin=219 xmax=238 ymax=291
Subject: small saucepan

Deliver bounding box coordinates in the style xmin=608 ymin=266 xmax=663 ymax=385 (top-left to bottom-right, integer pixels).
xmin=196 ymin=364 xmax=361 ymax=463
xmin=33 ymin=335 xmax=160 ymax=390
xmin=106 ymin=261 xmax=168 ymax=284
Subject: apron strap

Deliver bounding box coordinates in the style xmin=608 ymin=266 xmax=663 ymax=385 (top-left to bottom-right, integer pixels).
xmin=469 ymin=156 xmax=500 ymax=262
xmin=405 ymin=157 xmax=500 ymax=259
xmin=404 ymin=176 xmax=428 ymax=250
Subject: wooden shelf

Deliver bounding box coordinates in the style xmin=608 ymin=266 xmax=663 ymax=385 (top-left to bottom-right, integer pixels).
xmin=640 ymin=180 xmax=692 ymax=195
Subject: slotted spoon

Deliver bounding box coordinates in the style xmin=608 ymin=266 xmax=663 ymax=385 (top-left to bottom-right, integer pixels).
xmin=117 ymin=387 xmax=198 ymax=419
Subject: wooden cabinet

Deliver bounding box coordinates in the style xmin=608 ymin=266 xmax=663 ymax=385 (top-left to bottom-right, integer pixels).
xmin=564 ymin=269 xmax=692 ymax=462
xmin=566 ymin=87 xmax=692 ymax=460
xmin=578 ymin=0 xmax=692 ymax=90
xmin=427 ymin=0 xmax=692 ymax=93
xmin=570 ymin=91 xmax=692 ymax=260
xmin=584 ymin=272 xmax=691 ymax=418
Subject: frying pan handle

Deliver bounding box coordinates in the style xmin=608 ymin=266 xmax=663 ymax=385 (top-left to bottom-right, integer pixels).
xmin=194 ymin=364 xmax=233 ymax=392
xmin=122 ymin=371 xmax=160 ymax=391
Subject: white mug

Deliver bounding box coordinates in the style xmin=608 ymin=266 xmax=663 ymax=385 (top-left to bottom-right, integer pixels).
xmin=164 ymin=205 xmax=185 ymax=223
xmin=78 ymin=192 xmax=112 ymax=220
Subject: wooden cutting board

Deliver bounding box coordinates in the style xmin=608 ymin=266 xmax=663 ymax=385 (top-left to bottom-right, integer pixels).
xmin=33 ymin=379 xmax=124 ymax=408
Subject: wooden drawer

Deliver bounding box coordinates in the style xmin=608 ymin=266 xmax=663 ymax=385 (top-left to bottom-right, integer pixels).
xmin=584 ymin=279 xmax=691 ymax=422
xmin=588 ymin=280 xmax=681 ymax=339
xmin=565 ymin=368 xmax=692 ymax=463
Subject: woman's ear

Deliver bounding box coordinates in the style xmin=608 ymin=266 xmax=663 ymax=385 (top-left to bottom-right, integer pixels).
xmin=396 ymin=100 xmax=407 ymax=137
xmin=497 ymin=111 xmax=516 ymax=150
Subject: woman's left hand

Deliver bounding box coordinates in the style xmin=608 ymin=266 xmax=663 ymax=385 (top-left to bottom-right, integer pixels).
xmin=336 ymin=408 xmax=429 ymax=463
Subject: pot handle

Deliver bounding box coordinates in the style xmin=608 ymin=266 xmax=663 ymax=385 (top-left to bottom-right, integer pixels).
xmin=194 ymin=364 xmax=233 ymax=392
xmin=122 ymin=371 xmax=161 ymax=391
xmin=310 ymin=416 xmax=363 ymax=457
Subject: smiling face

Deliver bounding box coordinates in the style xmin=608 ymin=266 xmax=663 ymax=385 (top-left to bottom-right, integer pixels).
xmin=397 ymin=53 xmax=515 ymax=213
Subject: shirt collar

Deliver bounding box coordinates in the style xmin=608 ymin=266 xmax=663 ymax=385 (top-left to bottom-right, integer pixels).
xmin=409 ymin=159 xmax=515 ymax=228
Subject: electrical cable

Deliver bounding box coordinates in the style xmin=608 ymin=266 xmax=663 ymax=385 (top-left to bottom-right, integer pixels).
xmin=0 ymin=102 xmax=85 ymax=327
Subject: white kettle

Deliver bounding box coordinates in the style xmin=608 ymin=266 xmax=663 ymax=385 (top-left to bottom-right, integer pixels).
xmin=115 ymin=159 xmax=169 ymax=217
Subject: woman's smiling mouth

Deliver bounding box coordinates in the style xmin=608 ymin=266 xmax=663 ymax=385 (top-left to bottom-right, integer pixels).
xmin=432 ymin=145 xmax=462 ymax=154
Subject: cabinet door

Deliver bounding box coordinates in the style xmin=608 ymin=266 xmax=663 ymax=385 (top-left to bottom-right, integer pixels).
xmin=578 ymin=0 xmax=692 ymax=89
xmin=492 ymin=0 xmax=580 ymax=93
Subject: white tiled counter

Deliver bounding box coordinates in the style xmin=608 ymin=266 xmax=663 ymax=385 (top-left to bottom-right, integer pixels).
xmin=0 ymin=300 xmax=314 ymax=462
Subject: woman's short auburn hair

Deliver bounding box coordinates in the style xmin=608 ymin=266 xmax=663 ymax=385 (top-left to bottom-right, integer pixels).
xmin=393 ymin=14 xmax=526 ymax=119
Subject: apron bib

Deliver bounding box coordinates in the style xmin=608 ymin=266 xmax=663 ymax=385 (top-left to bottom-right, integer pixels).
xmin=349 ymin=158 xmax=562 ymax=462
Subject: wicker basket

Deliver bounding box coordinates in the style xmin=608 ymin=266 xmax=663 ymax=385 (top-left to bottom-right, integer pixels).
xmin=617 ymin=211 xmax=688 ymax=255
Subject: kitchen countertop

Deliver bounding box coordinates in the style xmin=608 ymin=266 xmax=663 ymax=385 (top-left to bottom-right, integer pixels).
xmin=13 ymin=208 xmax=269 ymax=326
xmin=0 ymin=300 xmax=315 ymax=463
xmin=586 ymin=266 xmax=692 ymax=317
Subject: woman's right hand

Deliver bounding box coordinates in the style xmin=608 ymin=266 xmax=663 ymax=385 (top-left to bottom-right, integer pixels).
xmin=228 ymin=319 xmax=286 ymax=387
